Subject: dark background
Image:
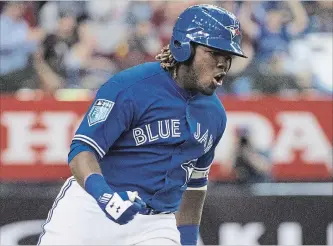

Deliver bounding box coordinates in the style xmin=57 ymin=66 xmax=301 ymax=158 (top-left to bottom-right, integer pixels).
xmin=1 ymin=181 xmax=332 ymax=245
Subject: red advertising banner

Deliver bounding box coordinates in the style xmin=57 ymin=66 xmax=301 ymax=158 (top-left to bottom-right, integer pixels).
xmin=0 ymin=96 xmax=332 ymax=181
xmin=211 ymin=96 xmax=332 ymax=182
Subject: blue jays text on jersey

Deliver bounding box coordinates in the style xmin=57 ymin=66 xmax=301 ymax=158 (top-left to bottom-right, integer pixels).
xmin=68 ymin=62 xmax=227 ymax=212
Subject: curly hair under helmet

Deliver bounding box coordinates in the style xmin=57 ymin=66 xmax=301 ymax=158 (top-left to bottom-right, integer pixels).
xmin=155 ymin=45 xmax=178 ymax=71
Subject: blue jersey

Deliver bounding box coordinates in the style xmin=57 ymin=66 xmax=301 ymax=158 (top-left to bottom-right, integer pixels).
xmin=69 ymin=62 xmax=227 ymax=212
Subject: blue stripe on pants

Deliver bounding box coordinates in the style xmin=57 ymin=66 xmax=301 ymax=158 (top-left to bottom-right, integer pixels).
xmin=37 ymin=177 xmax=75 ymax=245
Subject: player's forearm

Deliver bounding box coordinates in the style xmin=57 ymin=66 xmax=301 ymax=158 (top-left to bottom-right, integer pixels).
xmin=68 ymin=151 xmax=147 ymax=225
xmin=69 ymin=151 xmax=103 ymax=188
xmin=176 ymin=189 xmax=206 ymax=245
xmin=176 ymin=189 xmax=207 ymax=225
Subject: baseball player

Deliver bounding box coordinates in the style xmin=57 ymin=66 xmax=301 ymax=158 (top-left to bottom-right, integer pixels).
xmin=38 ymin=4 xmax=246 ymax=245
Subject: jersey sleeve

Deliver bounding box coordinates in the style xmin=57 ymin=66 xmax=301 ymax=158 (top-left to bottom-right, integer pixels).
xmin=68 ymin=80 xmax=135 ymax=163
xmin=187 ymin=115 xmax=227 ymax=190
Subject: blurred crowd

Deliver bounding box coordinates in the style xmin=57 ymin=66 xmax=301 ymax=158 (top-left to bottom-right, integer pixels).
xmin=0 ymin=1 xmax=332 ymax=96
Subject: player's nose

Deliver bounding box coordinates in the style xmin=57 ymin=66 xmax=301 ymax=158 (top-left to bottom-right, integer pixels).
xmin=217 ymin=56 xmax=231 ymax=72
xmin=217 ymin=61 xmax=228 ymax=73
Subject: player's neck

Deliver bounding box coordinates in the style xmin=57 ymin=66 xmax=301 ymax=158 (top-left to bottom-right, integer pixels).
xmin=173 ymin=65 xmax=192 ymax=91
xmin=171 ymin=67 xmax=185 ymax=90
xmin=170 ymin=66 xmax=198 ymax=98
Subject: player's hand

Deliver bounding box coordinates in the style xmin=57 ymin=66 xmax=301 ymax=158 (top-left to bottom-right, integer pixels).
xmin=97 ymin=191 xmax=146 ymax=225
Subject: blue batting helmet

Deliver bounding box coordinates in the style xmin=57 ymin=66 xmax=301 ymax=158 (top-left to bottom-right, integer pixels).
xmin=170 ymin=4 xmax=247 ymax=62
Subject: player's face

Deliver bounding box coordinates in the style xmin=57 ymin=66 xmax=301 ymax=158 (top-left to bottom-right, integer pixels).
xmin=189 ymin=45 xmax=233 ymax=96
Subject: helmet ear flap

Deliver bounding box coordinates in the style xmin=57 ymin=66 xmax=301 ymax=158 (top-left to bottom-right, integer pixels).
xmin=170 ymin=36 xmax=192 ymax=62
xmin=188 ymin=42 xmax=195 ymax=61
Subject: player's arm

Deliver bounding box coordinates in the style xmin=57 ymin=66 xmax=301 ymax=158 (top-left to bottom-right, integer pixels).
xmin=69 ymin=149 xmax=146 ymax=225
xmin=175 ymin=153 xmax=212 ymax=246
xmin=176 ymin=189 xmax=207 ymax=245
xmin=175 ymin=150 xmax=216 ymax=229
xmin=69 ymin=151 xmax=101 ymax=188
xmin=68 ymin=80 xmax=131 ymax=185
xmin=175 ymin=148 xmax=217 ymax=246
xmin=68 ymin=80 xmax=146 ymax=225
xmin=176 ymin=118 xmax=226 ymax=245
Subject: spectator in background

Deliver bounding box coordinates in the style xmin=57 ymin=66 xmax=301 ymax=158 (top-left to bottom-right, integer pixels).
xmin=22 ymin=1 xmax=39 ymax=27
xmin=303 ymin=1 xmax=332 ymax=34
xmin=2 ymin=0 xmax=330 ymax=97
xmin=119 ymin=1 xmax=162 ymax=68
xmin=0 ymin=2 xmax=45 ymax=92
xmin=253 ymin=1 xmax=308 ymax=68
xmin=38 ymin=1 xmax=87 ymax=34
xmin=288 ymin=1 xmax=333 ymax=95
xmin=85 ymin=1 xmax=129 ymax=56
xmin=232 ymin=127 xmax=272 ymax=184
xmin=150 ymin=1 xmax=169 ymax=44
xmin=250 ymin=1 xmax=310 ymax=94
xmin=63 ymin=21 xmax=116 ymax=89
xmin=33 ymin=10 xmax=79 ymax=93
xmin=222 ymin=1 xmax=310 ymax=95
xmin=152 ymin=1 xmax=198 ymax=45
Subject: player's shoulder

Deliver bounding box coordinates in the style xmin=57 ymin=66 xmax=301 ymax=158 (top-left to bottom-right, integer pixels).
xmin=101 ymin=62 xmax=163 ymax=94
xmin=109 ymin=62 xmax=163 ymax=87
xmin=212 ymin=93 xmax=226 ymax=112
xmin=212 ymin=93 xmax=227 ymax=125
xmin=117 ymin=62 xmax=163 ymax=80
xmin=200 ymin=92 xmax=226 ymax=116
xmin=200 ymin=92 xmax=227 ymax=133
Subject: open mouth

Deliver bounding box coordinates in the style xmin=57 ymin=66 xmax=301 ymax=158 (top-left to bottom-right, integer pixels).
xmin=213 ymin=72 xmax=227 ymax=87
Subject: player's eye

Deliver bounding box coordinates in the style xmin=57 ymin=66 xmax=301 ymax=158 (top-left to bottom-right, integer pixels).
xmin=209 ymin=51 xmax=218 ymax=57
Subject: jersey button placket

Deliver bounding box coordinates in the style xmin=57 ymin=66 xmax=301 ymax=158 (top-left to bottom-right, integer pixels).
xmin=186 ymin=99 xmax=191 ymax=120
xmin=186 ymin=102 xmax=192 ymax=141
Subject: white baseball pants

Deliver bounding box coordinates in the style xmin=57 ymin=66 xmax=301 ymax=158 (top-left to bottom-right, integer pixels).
xmin=38 ymin=177 xmax=181 ymax=245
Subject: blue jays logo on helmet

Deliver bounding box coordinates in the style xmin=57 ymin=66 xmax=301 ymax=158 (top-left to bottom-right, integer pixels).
xmin=170 ymin=4 xmax=247 ymax=62
xmin=225 ymin=22 xmax=241 ymax=39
